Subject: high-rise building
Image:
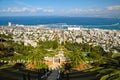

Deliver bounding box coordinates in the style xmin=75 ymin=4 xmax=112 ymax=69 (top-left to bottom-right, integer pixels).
xmin=8 ymin=22 xmax=11 ymax=26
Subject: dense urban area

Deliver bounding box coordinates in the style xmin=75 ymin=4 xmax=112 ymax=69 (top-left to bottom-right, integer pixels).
xmin=0 ymin=25 xmax=120 ymax=80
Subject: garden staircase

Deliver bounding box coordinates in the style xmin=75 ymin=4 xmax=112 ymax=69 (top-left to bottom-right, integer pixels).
xmin=49 ymin=62 xmax=60 ymax=70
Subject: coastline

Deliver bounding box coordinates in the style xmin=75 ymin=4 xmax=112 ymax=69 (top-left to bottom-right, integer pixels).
xmin=0 ymin=24 xmax=120 ymax=30
xmin=0 ymin=16 xmax=120 ymax=30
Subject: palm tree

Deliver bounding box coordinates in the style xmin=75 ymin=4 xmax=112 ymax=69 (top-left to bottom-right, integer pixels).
xmin=97 ymin=52 xmax=120 ymax=80
xmin=69 ymin=49 xmax=85 ymax=68
xmin=26 ymin=47 xmax=46 ymax=69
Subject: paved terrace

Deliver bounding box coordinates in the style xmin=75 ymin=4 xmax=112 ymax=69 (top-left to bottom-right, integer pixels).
xmin=47 ymin=70 xmax=59 ymax=80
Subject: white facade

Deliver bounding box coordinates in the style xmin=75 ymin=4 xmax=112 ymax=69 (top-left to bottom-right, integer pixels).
xmin=68 ymin=27 xmax=80 ymax=30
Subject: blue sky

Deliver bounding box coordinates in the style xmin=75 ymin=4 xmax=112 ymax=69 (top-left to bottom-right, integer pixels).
xmin=0 ymin=0 xmax=120 ymax=17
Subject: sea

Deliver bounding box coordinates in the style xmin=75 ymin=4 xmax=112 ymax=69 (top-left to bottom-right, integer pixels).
xmin=0 ymin=16 xmax=120 ymax=30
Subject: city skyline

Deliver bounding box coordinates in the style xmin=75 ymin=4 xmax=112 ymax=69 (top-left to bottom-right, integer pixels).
xmin=0 ymin=0 xmax=120 ymax=18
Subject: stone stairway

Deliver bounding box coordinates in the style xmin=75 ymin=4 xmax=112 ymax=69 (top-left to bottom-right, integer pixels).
xmin=49 ymin=62 xmax=60 ymax=70
xmin=47 ymin=63 xmax=60 ymax=80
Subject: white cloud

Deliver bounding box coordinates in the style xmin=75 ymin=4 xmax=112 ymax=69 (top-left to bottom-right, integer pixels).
xmin=69 ymin=8 xmax=101 ymax=14
xmin=0 ymin=7 xmax=54 ymax=13
xmin=88 ymin=9 xmax=101 ymax=12
xmin=107 ymin=6 xmax=120 ymax=10
xmin=43 ymin=9 xmax=54 ymax=13
xmin=0 ymin=5 xmax=120 ymax=17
